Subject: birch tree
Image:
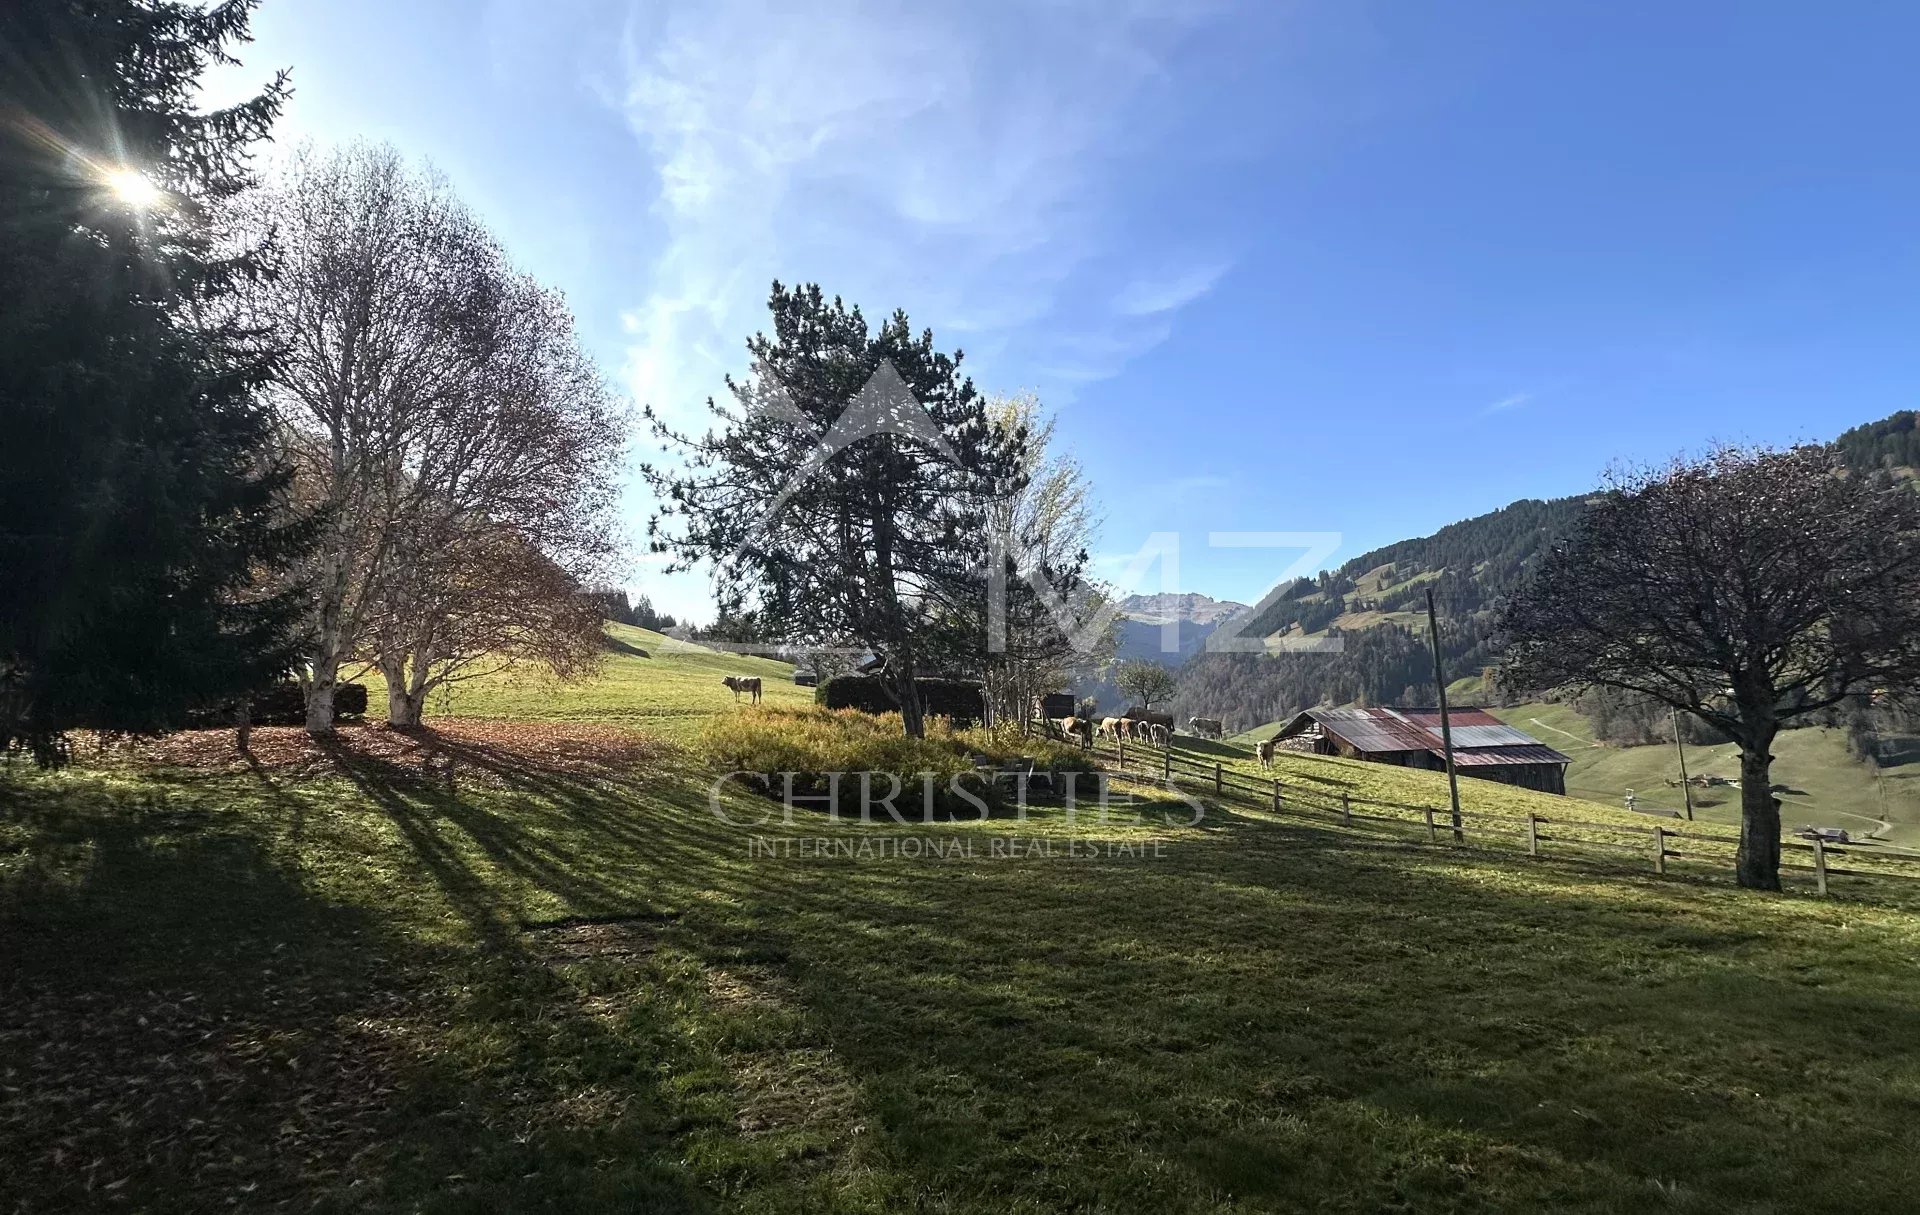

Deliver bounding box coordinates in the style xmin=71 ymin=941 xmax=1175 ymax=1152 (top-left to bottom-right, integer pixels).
xmin=246 ymin=143 xmax=623 ymax=732
xmin=361 ymin=274 xmax=622 ymax=727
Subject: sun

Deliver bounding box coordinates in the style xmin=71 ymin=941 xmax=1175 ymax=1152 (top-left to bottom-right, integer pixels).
xmin=103 ymin=167 xmax=163 ymax=210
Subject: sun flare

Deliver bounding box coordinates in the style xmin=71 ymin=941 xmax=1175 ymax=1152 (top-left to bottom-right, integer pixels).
xmin=103 ymin=167 xmax=162 ymax=210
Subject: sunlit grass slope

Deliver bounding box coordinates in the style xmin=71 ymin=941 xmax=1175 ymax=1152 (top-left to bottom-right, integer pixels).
xmin=360 ymin=622 xmax=811 ymax=741
xmin=1224 ymin=702 xmax=1920 ymax=846
xmin=10 ymin=733 xmax=1920 ymax=1210
xmin=1488 ymin=703 xmax=1920 ymax=846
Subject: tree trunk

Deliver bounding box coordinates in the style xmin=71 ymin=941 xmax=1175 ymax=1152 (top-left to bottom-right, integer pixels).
xmin=306 ymin=649 xmax=339 ymax=735
xmin=382 ymin=654 xmax=425 ymax=730
xmin=895 ymin=642 xmax=926 ymax=739
xmin=305 ymin=541 xmax=354 ymax=735
xmin=1735 ymin=734 xmax=1782 ymax=891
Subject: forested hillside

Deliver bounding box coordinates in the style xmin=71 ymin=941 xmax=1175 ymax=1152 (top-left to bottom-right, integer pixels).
xmin=1173 ymin=410 xmax=1918 ymax=732
xmin=1836 ymin=409 xmax=1920 ymax=474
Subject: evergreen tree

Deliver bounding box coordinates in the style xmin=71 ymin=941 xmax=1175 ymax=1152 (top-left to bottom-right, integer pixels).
xmin=0 ymin=0 xmax=306 ymax=763
xmin=644 ymin=283 xmax=1016 ymax=737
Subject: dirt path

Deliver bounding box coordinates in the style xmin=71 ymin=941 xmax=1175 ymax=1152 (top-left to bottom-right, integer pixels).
xmin=1815 ymin=808 xmax=1895 ymax=841
xmin=1530 ymin=717 xmax=1601 ymax=747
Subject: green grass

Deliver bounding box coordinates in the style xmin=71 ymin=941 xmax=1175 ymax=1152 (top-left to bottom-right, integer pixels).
xmin=1488 ymin=703 xmax=1920 ymax=848
xmin=1226 ymin=702 xmax=1920 ymax=850
xmin=11 ymin=667 xmax=1920 ymax=1209
xmin=360 ymin=623 xmax=813 ymax=741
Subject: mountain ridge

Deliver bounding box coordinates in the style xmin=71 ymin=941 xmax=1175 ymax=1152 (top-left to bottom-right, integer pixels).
xmin=1161 ymin=409 xmax=1918 ymax=732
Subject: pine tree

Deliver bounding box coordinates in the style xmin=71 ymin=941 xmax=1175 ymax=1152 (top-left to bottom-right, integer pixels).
xmin=0 ymin=0 xmax=307 ymax=763
xmin=644 ymin=283 xmax=1017 ymax=737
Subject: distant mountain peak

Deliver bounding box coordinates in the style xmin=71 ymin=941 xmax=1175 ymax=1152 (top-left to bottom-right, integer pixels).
xmin=1117 ymin=592 xmax=1248 ymax=625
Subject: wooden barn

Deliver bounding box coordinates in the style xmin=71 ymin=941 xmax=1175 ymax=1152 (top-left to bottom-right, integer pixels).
xmin=1271 ymin=706 xmax=1571 ymax=795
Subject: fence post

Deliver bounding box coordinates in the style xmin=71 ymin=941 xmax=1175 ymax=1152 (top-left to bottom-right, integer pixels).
xmin=1813 ymin=836 xmax=1828 ymax=897
xmin=1652 ymin=825 xmax=1666 ymax=874
xmin=1163 ymin=747 xmax=1171 ymax=782
xmin=1424 ymin=806 xmax=1437 ymax=843
xmin=1214 ymin=762 xmax=1223 ymax=795
xmin=1525 ymin=814 xmax=1538 ymax=857
xmin=1271 ymin=778 xmax=1282 ymax=813
xmin=1117 ymin=731 xmax=1124 ymax=766
xmin=1341 ymin=793 xmax=1352 ymax=828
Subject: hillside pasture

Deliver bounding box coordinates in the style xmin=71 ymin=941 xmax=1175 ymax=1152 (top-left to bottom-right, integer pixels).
xmin=1224 ymin=704 xmax=1920 ymax=850
xmin=1488 ymin=704 xmax=1920 ymax=849
xmin=12 ymin=656 xmax=1920 ymax=1209
xmin=355 ymin=623 xmax=811 ymax=740
xmin=9 ymin=709 xmax=1920 ymax=1209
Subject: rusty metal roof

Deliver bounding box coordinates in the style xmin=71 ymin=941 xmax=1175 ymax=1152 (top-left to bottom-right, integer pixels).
xmin=1447 ymin=744 xmax=1573 ymax=767
xmin=1302 ymin=707 xmax=1437 ymax=753
xmin=1296 ymin=706 xmax=1569 ymax=767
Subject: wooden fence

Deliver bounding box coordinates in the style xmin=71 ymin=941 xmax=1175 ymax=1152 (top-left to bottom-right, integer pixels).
xmin=1047 ymin=723 xmax=1920 ymax=899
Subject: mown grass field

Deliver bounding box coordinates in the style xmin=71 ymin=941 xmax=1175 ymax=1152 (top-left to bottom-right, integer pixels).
xmin=8 ymin=636 xmax=1920 ymax=1211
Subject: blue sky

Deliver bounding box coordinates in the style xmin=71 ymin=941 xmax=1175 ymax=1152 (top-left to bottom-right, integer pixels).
xmin=214 ymin=1 xmax=1920 ymax=620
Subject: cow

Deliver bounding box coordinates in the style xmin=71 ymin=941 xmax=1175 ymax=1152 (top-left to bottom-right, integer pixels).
xmin=1097 ymin=716 xmax=1127 ymax=742
xmin=722 ymin=675 xmax=763 ymax=704
xmin=1050 ymin=716 xmax=1089 ymax=746
xmin=1256 ymin=738 xmax=1277 ymax=770
xmin=1150 ymin=722 xmax=1171 ymax=747
xmin=1124 ymin=706 xmax=1174 ymax=732
xmin=1188 ymin=716 xmax=1224 ymax=739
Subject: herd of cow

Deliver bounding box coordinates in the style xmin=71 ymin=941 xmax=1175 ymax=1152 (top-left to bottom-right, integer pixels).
xmin=1044 ymin=710 xmax=1225 ymax=748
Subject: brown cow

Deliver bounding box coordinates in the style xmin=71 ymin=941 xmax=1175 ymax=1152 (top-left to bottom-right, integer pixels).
xmin=1256 ymin=738 xmax=1277 ymax=769
xmin=722 ymin=675 xmax=763 ymax=704
xmin=1097 ymin=716 xmax=1127 ymax=741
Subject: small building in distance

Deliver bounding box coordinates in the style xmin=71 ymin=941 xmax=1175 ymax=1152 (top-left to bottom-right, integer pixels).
xmin=1271 ymin=706 xmax=1571 ymax=795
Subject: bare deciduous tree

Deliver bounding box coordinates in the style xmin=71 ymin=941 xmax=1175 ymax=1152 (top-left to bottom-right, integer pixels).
xmin=1500 ymin=446 xmax=1920 ymax=889
xmin=369 ymin=518 xmax=608 ymax=726
xmin=245 ymin=143 xmax=624 ymax=732
xmin=364 ymin=274 xmax=623 ymax=728
xmin=978 ymin=394 xmax=1104 ymax=728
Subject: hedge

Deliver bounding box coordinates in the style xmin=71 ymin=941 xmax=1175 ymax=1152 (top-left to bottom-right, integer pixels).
xmin=817 ymin=675 xmax=985 ymax=726
xmin=181 ymin=681 xmax=367 ymax=728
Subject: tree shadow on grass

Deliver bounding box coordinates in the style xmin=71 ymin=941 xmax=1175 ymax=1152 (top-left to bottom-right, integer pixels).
xmin=0 ymin=774 xmax=721 ymax=1214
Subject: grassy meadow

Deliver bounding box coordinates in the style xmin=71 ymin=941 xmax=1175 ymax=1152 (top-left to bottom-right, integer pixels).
xmin=8 ymin=631 xmax=1920 ymax=1210
xmin=1486 ymin=702 xmax=1920 ymax=848
xmin=357 ymin=623 xmax=814 ymax=741
xmin=1226 ymin=697 xmax=1920 ymax=850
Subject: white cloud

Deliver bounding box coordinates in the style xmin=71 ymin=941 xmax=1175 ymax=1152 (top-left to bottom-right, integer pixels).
xmin=604 ymin=0 xmax=1255 ymax=620
xmin=1151 ymin=473 xmax=1232 ymax=499
xmin=1483 ymin=391 xmax=1533 ymax=415
xmin=611 ymin=0 xmax=1234 ymax=425
xmin=1116 ymin=260 xmax=1231 ymax=316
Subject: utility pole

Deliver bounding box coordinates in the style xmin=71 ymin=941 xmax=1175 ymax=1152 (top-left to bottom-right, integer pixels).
xmin=1426 ymin=588 xmax=1464 ymax=842
xmin=1671 ymin=707 xmax=1694 ymax=821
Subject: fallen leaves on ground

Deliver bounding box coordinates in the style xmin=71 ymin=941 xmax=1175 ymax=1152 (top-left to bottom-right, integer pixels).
xmin=115 ymin=719 xmax=676 ymax=784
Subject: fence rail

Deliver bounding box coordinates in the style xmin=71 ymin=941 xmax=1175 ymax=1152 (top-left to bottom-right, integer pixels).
xmin=1037 ymin=718 xmax=1920 ymax=900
